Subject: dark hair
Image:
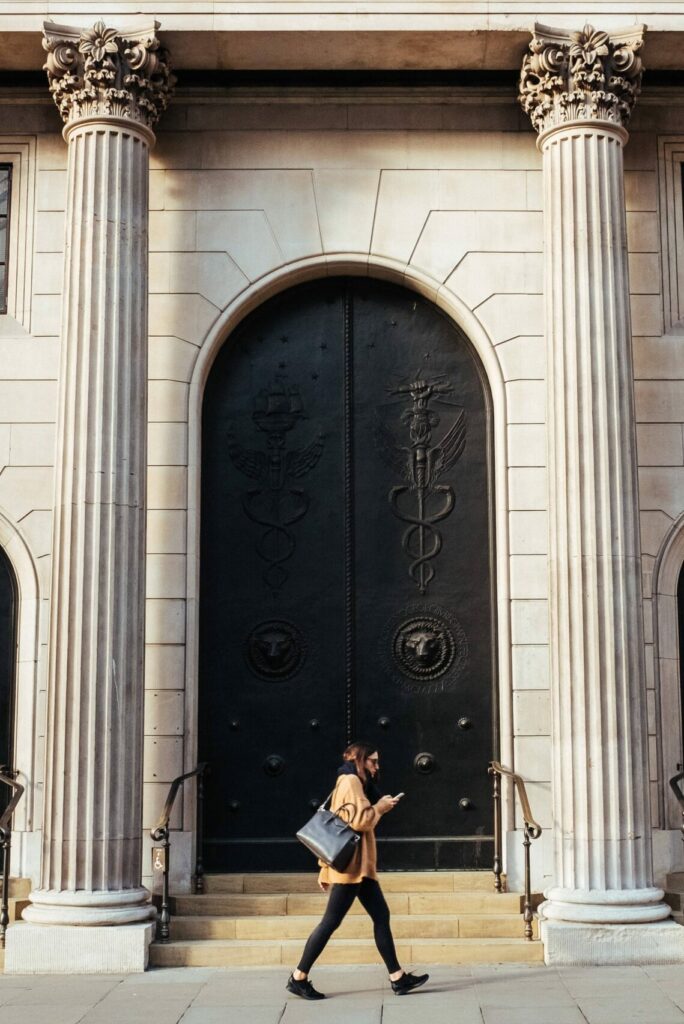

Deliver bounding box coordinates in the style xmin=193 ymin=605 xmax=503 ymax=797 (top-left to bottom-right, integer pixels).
xmin=343 ymin=740 xmax=378 ymax=776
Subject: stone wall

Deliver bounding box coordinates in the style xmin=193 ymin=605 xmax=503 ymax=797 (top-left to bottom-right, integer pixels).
xmin=0 ymin=89 xmax=681 ymax=892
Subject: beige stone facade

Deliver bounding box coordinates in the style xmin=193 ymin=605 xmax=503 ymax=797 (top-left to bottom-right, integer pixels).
xmin=0 ymin=5 xmax=683 ymax=971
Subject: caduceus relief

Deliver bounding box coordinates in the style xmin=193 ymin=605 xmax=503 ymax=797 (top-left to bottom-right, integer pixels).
xmin=227 ymin=382 xmax=324 ymax=595
xmin=375 ymin=373 xmax=466 ymax=594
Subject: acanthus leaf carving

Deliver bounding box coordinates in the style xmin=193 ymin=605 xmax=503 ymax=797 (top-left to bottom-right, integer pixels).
xmin=520 ymin=22 xmax=645 ymax=135
xmin=42 ymin=19 xmax=174 ymax=133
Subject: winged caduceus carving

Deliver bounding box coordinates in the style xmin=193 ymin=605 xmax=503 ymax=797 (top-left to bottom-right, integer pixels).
xmin=227 ymin=381 xmax=324 ymax=594
xmin=375 ymin=373 xmax=467 ymax=594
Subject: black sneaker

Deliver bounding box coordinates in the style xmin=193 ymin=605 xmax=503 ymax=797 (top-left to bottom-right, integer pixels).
xmin=286 ymin=973 xmax=326 ymax=1000
xmin=391 ymin=971 xmax=429 ymax=995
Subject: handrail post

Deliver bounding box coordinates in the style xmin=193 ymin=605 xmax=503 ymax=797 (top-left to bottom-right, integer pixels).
xmin=158 ymin=826 xmax=171 ymax=944
xmin=490 ymin=767 xmax=503 ymax=893
xmin=0 ymin=825 xmax=10 ymax=948
xmin=0 ymin=766 xmax=23 ymax=950
xmin=523 ymin=822 xmax=533 ymax=940
xmin=193 ymin=764 xmax=207 ymax=895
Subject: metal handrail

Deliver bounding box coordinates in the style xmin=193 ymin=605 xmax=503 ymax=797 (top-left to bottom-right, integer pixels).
xmin=0 ymin=765 xmax=25 ymax=949
xmin=150 ymin=762 xmax=208 ymax=943
xmin=488 ymin=760 xmax=542 ymax=940
xmin=669 ymin=770 xmax=684 ymax=816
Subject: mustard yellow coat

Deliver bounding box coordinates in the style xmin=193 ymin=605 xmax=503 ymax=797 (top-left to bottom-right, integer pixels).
xmin=318 ymin=773 xmax=382 ymax=885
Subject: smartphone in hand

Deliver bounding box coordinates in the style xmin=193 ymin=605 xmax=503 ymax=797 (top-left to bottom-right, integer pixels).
xmin=394 ymin=792 xmax=405 ymax=801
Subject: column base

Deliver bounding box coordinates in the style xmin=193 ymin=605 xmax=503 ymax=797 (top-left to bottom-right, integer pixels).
xmin=541 ymin=919 xmax=684 ymax=966
xmin=3 ymin=922 xmax=155 ymax=974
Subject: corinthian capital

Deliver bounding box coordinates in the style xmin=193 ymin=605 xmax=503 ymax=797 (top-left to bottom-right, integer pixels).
xmin=42 ymin=19 xmax=174 ymax=135
xmin=520 ymin=22 xmax=645 ymax=136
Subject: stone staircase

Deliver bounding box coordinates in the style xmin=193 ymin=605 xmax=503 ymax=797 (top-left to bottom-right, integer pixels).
xmin=0 ymin=877 xmax=30 ymax=971
xmin=150 ymin=871 xmax=543 ymax=967
xmin=664 ymin=872 xmax=684 ymax=924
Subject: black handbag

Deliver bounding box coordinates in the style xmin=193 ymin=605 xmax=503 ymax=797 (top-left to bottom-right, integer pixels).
xmin=296 ymin=790 xmax=361 ymax=872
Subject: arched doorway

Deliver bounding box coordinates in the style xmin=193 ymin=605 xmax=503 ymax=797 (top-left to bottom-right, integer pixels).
xmin=198 ymin=277 xmax=496 ymax=871
xmin=0 ymin=546 xmax=17 ymax=814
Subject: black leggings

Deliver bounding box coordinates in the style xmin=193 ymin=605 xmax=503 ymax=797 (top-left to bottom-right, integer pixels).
xmin=297 ymin=877 xmax=401 ymax=974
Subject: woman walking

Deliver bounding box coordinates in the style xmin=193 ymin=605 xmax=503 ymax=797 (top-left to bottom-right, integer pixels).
xmin=286 ymin=741 xmax=429 ymax=1000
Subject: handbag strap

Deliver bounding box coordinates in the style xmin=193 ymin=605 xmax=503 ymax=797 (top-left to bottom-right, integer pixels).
xmin=320 ymin=789 xmax=356 ymax=824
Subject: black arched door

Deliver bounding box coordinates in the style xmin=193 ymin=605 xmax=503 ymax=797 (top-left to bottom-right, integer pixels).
xmin=0 ymin=547 xmax=17 ymax=815
xmin=199 ymin=278 xmax=496 ymax=871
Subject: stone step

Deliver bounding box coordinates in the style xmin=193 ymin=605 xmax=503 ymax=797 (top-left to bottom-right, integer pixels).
xmin=150 ymin=936 xmax=544 ymax=968
xmin=170 ymin=912 xmax=537 ymax=941
xmin=170 ymin=891 xmax=525 ymax=918
xmin=666 ymin=872 xmax=684 ymax=893
xmin=201 ymin=871 xmax=499 ymax=895
xmin=0 ymin=878 xmax=30 ymax=899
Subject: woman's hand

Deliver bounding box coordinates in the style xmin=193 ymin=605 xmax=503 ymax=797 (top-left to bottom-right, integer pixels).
xmin=318 ymin=880 xmax=330 ymax=892
xmin=376 ymin=794 xmax=399 ymax=815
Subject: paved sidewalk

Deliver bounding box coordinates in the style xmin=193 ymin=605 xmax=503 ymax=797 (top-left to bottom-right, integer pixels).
xmin=3 ymin=963 xmax=684 ymax=1023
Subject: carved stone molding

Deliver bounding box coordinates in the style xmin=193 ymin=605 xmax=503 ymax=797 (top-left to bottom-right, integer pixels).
xmin=42 ymin=19 xmax=173 ymax=135
xmin=520 ymin=22 xmax=645 ymax=136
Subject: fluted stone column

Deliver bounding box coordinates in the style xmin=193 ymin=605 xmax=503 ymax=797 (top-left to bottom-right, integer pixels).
xmin=5 ymin=20 xmax=172 ymax=974
xmin=520 ymin=24 xmax=684 ymax=965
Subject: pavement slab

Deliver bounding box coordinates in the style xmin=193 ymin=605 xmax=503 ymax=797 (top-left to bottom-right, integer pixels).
xmin=2 ymin=963 xmax=684 ymax=1022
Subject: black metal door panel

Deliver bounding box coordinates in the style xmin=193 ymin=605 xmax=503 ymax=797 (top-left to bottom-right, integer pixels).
xmin=199 ymin=278 xmax=495 ymax=871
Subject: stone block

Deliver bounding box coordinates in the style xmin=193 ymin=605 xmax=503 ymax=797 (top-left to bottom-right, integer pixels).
xmin=506 ymin=380 xmax=545 ymax=425
xmin=509 ymin=468 xmax=548 ymax=510
xmin=626 ymin=211 xmax=659 ymax=252
xmin=514 ymin=735 xmax=551 ymax=781
xmin=144 ymin=644 xmax=185 ymax=690
xmin=4 ymin=922 xmax=155 ymax=973
xmin=438 ymin=169 xmax=528 ymax=210
xmin=32 ymin=252 xmax=64 ymax=295
xmin=526 ymin=169 xmax=543 ymax=209
xmin=510 ymin=554 xmax=548 ymax=599
xmin=149 ymin=337 xmax=199 ymax=384
xmin=636 ymin=424 xmax=684 ymax=465
xmin=513 ymin=690 xmax=550 ymax=736
xmin=148 ymin=293 xmax=218 ymax=347
xmin=149 ymin=210 xmax=196 ymax=252
xmin=634 ymin=336 xmax=684 ymax=380
xmin=479 ymin=295 xmax=543 ymax=345
xmin=9 ymin=424 xmax=55 ymax=466
xmin=196 ymin=210 xmax=283 ymax=281
xmin=168 ymin=251 xmax=249 ymax=310
xmin=371 ymin=170 xmax=438 ymax=264
xmin=628 ymin=253 xmax=660 ymax=295
xmin=624 ymin=170 xmax=657 ymax=211
xmin=640 ymin=511 xmax=674 ymax=557
xmin=144 ymin=689 xmax=184 ymax=736
xmin=143 ymin=735 xmax=183 ymax=783
xmin=511 ymin=600 xmax=549 ymax=645
xmin=146 ymin=554 xmax=186 ymax=600
xmin=147 ymin=423 xmax=188 ymax=468
xmin=147 ymin=466 xmax=187 ymax=510
xmin=0 ymin=466 xmax=54 ymax=520
xmin=34 ymin=211 xmax=65 ymax=253
xmin=447 ymin=251 xmax=543 ymax=310
xmin=145 ymin=599 xmax=186 ymax=644
xmin=28 ymin=295 xmax=61 ymax=338
xmin=509 ymin=511 xmax=548 ymax=554
xmin=36 ymin=169 xmax=67 ymax=212
xmin=495 ymin=335 xmax=545 ymax=379
xmin=512 ymin=644 xmax=550 ymax=689
xmin=638 ymin=467 xmax=684 ymax=517
xmin=147 ymin=510 xmax=187 ymax=554
xmin=541 ymin=919 xmax=684 ymax=966
xmin=507 ymin=424 xmax=546 ymax=467
xmin=315 ymin=169 xmax=380 ymax=254
xmin=148 ymin=380 xmax=189 ymax=423
xmin=630 ymin=295 xmax=664 ymax=336
xmin=0 ymin=422 xmax=9 ymax=469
